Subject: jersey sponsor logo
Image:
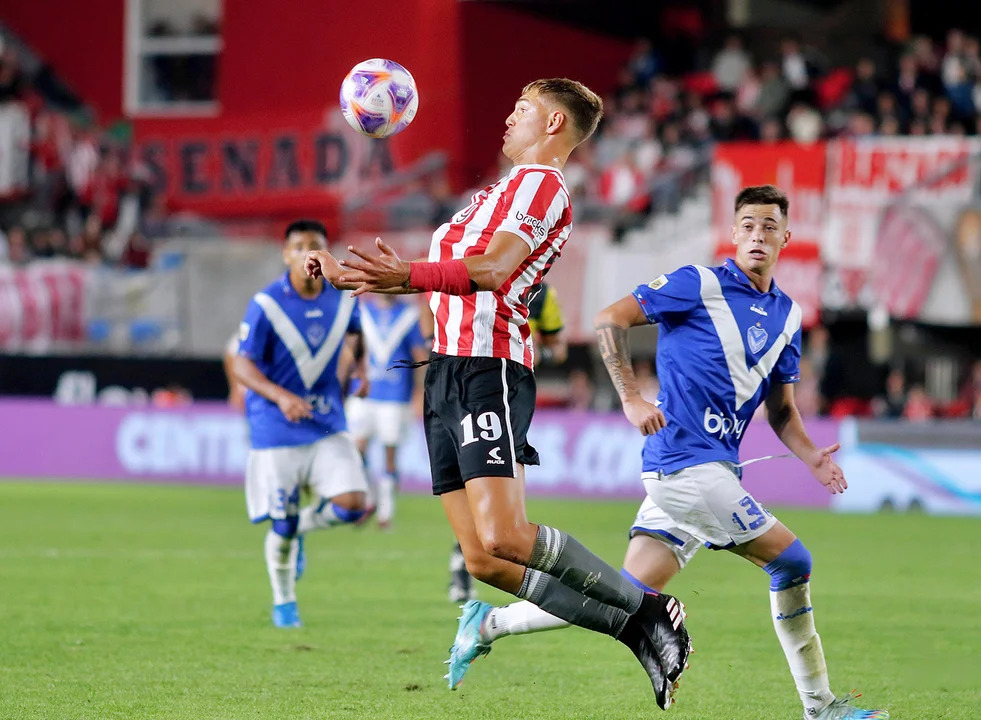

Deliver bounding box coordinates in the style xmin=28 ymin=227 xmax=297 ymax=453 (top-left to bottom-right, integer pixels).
xmin=487 ymin=447 xmax=506 ymax=465
xmin=304 ymin=393 xmax=333 ymax=415
xmin=746 ymin=324 xmax=768 ymax=354
xmin=306 ymin=323 xmax=326 ymax=347
xmin=238 ymin=322 xmax=250 ymax=341
xmin=305 ymin=309 xmax=324 ymax=318
xmin=514 ymin=210 xmax=547 ymax=239
xmin=648 ymin=274 xmax=669 ymax=290
xmin=703 ymin=407 xmax=747 ymax=439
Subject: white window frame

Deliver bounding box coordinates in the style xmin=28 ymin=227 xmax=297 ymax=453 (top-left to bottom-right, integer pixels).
xmin=124 ymin=0 xmax=222 ymax=116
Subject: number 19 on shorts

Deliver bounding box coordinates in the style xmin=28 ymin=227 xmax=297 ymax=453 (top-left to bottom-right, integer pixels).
xmin=460 ymin=412 xmax=503 ymax=447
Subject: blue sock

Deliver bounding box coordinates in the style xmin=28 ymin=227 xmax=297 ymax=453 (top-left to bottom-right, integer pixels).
xmin=620 ymin=568 xmax=659 ymax=595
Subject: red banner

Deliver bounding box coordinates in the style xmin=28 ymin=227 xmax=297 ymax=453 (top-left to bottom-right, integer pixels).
xmin=0 ymin=262 xmax=89 ymax=352
xmin=711 ymin=142 xmax=826 ymax=327
xmin=824 ymin=137 xmax=981 ymax=320
xmin=134 ymin=110 xmax=404 ymax=220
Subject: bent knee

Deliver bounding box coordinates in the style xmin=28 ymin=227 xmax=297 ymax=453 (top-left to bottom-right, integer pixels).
xmin=330 ymin=491 xmax=367 ymax=513
xmin=271 ymin=517 xmax=299 ymax=539
xmin=763 ymin=539 xmax=812 ymax=591
xmin=475 ymin=524 xmax=533 ymax=564
xmin=463 ymin=551 xmax=512 ymax=585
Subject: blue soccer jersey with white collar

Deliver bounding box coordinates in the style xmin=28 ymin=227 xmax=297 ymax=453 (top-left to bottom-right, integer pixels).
xmin=631 ymin=259 xmax=802 ymax=475
xmin=238 ymin=273 xmax=361 ymax=449
xmin=352 ymin=297 xmax=427 ymax=403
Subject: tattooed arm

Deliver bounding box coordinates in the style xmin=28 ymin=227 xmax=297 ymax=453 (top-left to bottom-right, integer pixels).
xmin=594 ymin=295 xmax=666 ymax=436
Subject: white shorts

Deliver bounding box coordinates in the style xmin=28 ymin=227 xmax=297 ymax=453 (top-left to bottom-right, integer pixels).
xmin=630 ymin=461 xmax=777 ymax=568
xmin=245 ymin=433 xmax=368 ymax=523
xmin=345 ymin=397 xmax=412 ymax=447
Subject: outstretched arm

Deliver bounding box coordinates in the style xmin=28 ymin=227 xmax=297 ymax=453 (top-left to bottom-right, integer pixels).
xmin=317 ymin=232 xmax=532 ymax=297
xmin=594 ymin=295 xmax=665 ymax=436
xmin=765 ymin=382 xmax=847 ymax=494
xmin=304 ymin=248 xmax=358 ymax=290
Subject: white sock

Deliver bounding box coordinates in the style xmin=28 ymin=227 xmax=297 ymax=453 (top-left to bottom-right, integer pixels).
xmin=298 ymin=501 xmax=351 ymax=533
xmin=480 ymin=601 xmax=571 ymax=643
xmin=364 ymin=474 xmax=377 ymax=510
xmin=377 ymin=474 xmax=397 ymax=523
xmin=770 ymin=583 xmax=835 ymax=714
xmin=265 ymin=530 xmax=297 ymax=606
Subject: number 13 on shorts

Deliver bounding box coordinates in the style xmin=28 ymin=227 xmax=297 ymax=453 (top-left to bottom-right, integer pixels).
xmin=731 ymin=494 xmax=771 ymax=532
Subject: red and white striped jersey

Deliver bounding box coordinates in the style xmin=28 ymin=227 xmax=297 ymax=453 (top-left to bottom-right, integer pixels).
xmin=428 ymin=164 xmax=572 ymax=368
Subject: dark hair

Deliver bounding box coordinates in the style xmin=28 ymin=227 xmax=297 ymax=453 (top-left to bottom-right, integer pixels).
xmin=734 ymin=185 xmax=789 ymax=218
xmin=284 ymin=219 xmax=327 ymax=241
xmin=522 ymin=78 xmax=604 ymax=143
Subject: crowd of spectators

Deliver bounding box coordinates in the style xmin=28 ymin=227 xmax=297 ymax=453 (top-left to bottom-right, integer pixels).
xmin=556 ymin=27 xmax=981 ymax=235
xmin=0 ymin=43 xmax=165 ymax=269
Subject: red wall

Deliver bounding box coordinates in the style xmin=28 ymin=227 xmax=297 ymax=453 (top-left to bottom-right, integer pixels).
xmin=0 ymin=0 xmax=125 ymax=122
xmin=208 ymin=0 xmax=466 ymax=173
xmin=2 ymin=0 xmax=631 ymax=213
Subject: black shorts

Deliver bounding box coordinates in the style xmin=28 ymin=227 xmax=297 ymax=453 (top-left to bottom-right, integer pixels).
xmin=423 ymin=353 xmax=539 ymax=495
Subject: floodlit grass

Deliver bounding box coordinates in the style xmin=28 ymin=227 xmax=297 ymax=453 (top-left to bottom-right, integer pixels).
xmin=1 ymin=481 xmax=977 ymax=719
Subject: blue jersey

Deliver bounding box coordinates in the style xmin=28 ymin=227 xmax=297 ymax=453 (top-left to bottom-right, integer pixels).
xmin=352 ymin=298 xmax=427 ymax=403
xmin=632 ymin=259 xmax=802 ymax=475
xmin=238 ymin=273 xmax=361 ymax=449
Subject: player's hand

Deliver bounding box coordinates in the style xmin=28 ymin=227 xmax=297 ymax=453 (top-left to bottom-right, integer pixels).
xmin=807 ymin=443 xmax=848 ymax=494
xmin=621 ymin=396 xmax=667 ymax=436
xmin=305 ymin=250 xmax=344 ymax=286
xmin=351 ymin=373 xmax=370 ymax=399
xmin=276 ymin=391 xmax=314 ymax=422
xmin=338 ymin=237 xmax=411 ymax=297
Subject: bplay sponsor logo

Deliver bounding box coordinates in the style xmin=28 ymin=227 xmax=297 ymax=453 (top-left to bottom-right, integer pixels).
xmin=702 ymin=407 xmax=747 ymax=439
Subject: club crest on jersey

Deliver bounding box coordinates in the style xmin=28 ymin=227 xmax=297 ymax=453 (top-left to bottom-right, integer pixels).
xmin=747 ymin=323 xmax=768 ymax=354
xmin=648 ymin=275 xmax=668 ymax=290
xmin=306 ymin=323 xmax=326 ymax=347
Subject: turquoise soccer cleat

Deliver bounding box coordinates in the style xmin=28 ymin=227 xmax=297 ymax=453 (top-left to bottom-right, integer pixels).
xmin=810 ymin=692 xmax=889 ymax=720
xmin=444 ymin=600 xmax=492 ymax=689
xmin=272 ymin=601 xmax=302 ymax=628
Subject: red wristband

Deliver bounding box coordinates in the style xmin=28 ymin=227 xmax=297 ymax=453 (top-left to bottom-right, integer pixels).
xmin=408 ymin=260 xmax=474 ymax=295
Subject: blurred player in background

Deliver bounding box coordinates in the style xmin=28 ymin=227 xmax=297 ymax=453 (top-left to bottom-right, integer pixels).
xmin=448 ymin=280 xmax=567 ymax=601
xmin=452 ymin=186 xmax=889 ymax=720
xmin=305 ymin=78 xmax=689 ymax=710
xmin=231 ymin=219 xmax=370 ymax=628
xmin=223 ymin=334 xmax=247 ymax=411
xmin=345 ymin=294 xmax=429 ymax=529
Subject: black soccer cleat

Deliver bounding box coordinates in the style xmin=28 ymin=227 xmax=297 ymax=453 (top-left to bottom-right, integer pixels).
xmin=620 ymin=592 xmax=691 ymax=709
xmin=621 ymin=623 xmax=674 ymax=710
xmin=639 ymin=592 xmax=691 ymax=686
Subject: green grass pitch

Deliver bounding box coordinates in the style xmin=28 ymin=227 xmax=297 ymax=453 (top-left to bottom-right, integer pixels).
xmin=1 ymin=481 xmax=978 ymax=719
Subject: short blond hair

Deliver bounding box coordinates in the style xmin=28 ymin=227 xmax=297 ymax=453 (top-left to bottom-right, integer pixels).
xmin=523 ymin=78 xmax=604 ymax=143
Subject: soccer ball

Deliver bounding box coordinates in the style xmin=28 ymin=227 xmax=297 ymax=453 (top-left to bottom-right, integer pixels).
xmin=339 ymin=58 xmax=419 ymax=138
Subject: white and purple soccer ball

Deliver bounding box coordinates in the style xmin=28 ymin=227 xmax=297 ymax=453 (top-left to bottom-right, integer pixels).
xmin=339 ymin=58 xmax=419 ymax=138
